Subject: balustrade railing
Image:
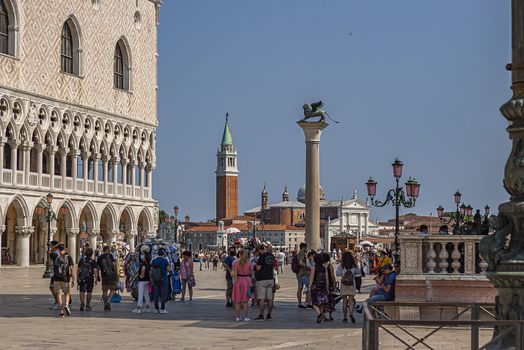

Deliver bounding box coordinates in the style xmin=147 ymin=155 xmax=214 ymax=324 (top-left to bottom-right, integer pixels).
xmin=0 ymin=168 xmax=150 ymax=200
xmin=400 ymin=235 xmax=487 ymax=275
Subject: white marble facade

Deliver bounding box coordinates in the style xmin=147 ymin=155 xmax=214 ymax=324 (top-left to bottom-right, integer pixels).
xmin=0 ymin=0 xmax=161 ymax=267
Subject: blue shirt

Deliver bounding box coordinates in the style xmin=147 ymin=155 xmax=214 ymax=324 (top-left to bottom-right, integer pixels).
xmin=151 ymin=257 xmax=169 ymax=281
xmin=378 ymin=271 xmax=397 ymax=300
xmin=224 ymin=255 xmax=235 ymax=280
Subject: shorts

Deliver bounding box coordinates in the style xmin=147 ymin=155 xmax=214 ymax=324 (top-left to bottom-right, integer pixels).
xmin=256 ymin=279 xmax=275 ymax=300
xmin=102 ymin=279 xmax=117 ymax=293
xmin=49 ymin=276 xmax=55 ymax=289
xmin=79 ymin=278 xmax=94 ymax=293
xmin=297 ymin=275 xmax=309 ymax=290
xmin=54 ymin=281 xmax=70 ymax=295
xmin=368 ymin=293 xmax=388 ymax=303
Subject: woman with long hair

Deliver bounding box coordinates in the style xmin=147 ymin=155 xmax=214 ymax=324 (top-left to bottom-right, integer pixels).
xmin=309 ymin=253 xmax=330 ymax=323
xmin=336 ymin=251 xmax=357 ymax=323
xmin=180 ymin=251 xmax=195 ymax=302
xmin=322 ymin=253 xmax=336 ymax=321
xmin=133 ymin=251 xmax=151 ymax=313
xmin=231 ymin=249 xmax=253 ymax=321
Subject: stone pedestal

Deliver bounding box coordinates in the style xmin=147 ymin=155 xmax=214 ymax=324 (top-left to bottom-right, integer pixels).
xmin=16 ymin=227 xmax=33 ymax=267
xmin=297 ymin=120 xmax=328 ymax=251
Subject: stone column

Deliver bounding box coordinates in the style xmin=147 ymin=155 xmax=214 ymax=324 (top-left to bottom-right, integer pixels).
xmin=0 ymin=225 xmax=5 ymax=267
xmin=146 ymin=164 xmax=153 ymax=198
xmin=82 ymin=151 xmax=90 ymax=192
xmin=71 ymin=149 xmax=78 ymax=191
xmin=10 ymin=140 xmax=19 ymax=185
xmin=365 ymin=213 xmax=369 ymax=235
xmin=36 ymin=144 xmax=44 ymax=188
xmin=93 ymin=153 xmax=99 ymax=194
xmin=89 ymin=229 xmax=99 ymax=250
xmin=66 ymin=228 xmax=79 ymax=262
xmin=102 ymin=155 xmax=110 ymax=195
xmin=122 ymin=159 xmax=128 ymax=190
xmin=130 ymin=160 xmax=136 ymax=196
xmin=47 ymin=146 xmax=57 ymax=188
xmin=112 ymin=156 xmax=119 ymax=196
xmin=15 ymin=226 xmax=33 ymax=267
xmin=59 ymin=148 xmax=68 ymax=190
xmin=297 ymin=120 xmax=328 ymax=251
xmin=23 ymin=142 xmax=32 ymax=185
xmin=0 ymin=137 xmax=5 ymax=183
xmin=139 ymin=162 xmax=145 ymax=199
xmin=127 ymin=230 xmax=137 ymax=252
xmin=482 ymin=1 xmax=524 ymax=348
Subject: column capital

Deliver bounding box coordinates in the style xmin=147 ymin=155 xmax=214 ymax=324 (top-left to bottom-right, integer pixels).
xmin=59 ymin=147 xmax=70 ymax=157
xmin=138 ymin=161 xmax=145 ymax=169
xmin=297 ymin=120 xmax=328 ymax=143
xmin=70 ymin=148 xmax=79 ymax=156
xmin=81 ymin=151 xmax=91 ymax=160
xmin=15 ymin=226 xmax=34 ymax=238
xmin=102 ymin=154 xmax=112 ymax=163
xmin=36 ymin=143 xmax=46 ymax=152
xmin=66 ymin=228 xmax=80 ymax=237
xmin=9 ymin=139 xmax=20 ymax=147
xmin=88 ymin=229 xmax=100 ymax=238
xmin=46 ymin=145 xmax=58 ymax=154
xmin=0 ymin=225 xmax=5 ymax=232
xmin=22 ymin=141 xmax=34 ymax=151
xmin=0 ymin=136 xmax=7 ymax=145
xmin=112 ymin=156 xmax=120 ymax=163
xmin=127 ymin=230 xmax=138 ymax=238
xmin=91 ymin=152 xmax=100 ymax=160
xmin=146 ymin=164 xmax=153 ymax=172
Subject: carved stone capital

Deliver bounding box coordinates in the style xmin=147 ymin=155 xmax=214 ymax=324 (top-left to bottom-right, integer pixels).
xmin=0 ymin=225 xmax=6 ymax=233
xmin=59 ymin=148 xmax=70 ymax=157
xmin=46 ymin=146 xmax=58 ymax=154
xmin=67 ymin=228 xmax=80 ymax=238
xmin=15 ymin=226 xmax=34 ymax=238
xmin=88 ymin=229 xmax=100 ymax=238
xmin=127 ymin=230 xmax=138 ymax=238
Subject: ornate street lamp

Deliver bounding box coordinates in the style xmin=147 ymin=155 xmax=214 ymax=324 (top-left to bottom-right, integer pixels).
xmin=437 ymin=192 xmax=488 ymax=234
xmin=39 ymin=193 xmax=68 ymax=278
xmin=365 ymin=158 xmax=421 ymax=258
xmin=173 ymin=205 xmax=180 ymax=243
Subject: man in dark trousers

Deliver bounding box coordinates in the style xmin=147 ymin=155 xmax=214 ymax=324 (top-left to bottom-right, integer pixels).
xmin=255 ymin=245 xmax=276 ymax=320
xmin=53 ymin=244 xmax=75 ymax=318
xmin=96 ymin=245 xmax=118 ymax=311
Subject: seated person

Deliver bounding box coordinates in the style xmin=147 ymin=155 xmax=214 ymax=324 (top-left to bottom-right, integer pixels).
xmin=367 ymin=263 xmax=396 ymax=302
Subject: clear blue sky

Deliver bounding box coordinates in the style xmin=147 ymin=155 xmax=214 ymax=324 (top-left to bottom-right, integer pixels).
xmin=154 ymin=1 xmax=511 ymax=222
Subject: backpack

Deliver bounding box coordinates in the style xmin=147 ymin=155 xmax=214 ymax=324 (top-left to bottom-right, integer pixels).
xmin=101 ymin=255 xmax=117 ymax=281
xmin=54 ymin=255 xmax=70 ymax=280
xmin=314 ymin=266 xmax=326 ymax=288
xmin=291 ymin=255 xmax=300 ymax=274
xmin=151 ymin=265 xmax=163 ymax=283
xmin=78 ymin=258 xmax=92 ymax=282
xmin=341 ymin=268 xmax=354 ymax=286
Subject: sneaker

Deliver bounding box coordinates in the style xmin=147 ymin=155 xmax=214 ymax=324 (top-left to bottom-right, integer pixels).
xmin=85 ymin=305 xmax=92 ymax=311
xmin=50 ymin=303 xmax=59 ymax=310
xmin=132 ymin=308 xmax=141 ymax=314
xmin=64 ymin=306 xmax=72 ymax=317
xmin=306 ymin=304 xmax=313 ymax=309
xmin=298 ymin=304 xmax=307 ymax=309
xmin=153 ymin=309 xmax=160 ymax=314
xmin=255 ymin=315 xmax=264 ymax=320
xmin=236 ymin=317 xmax=242 ymax=322
xmin=244 ymin=317 xmax=250 ymax=321
xmin=266 ymin=314 xmax=272 ymax=320
xmin=160 ymin=309 xmax=168 ymax=314
xmin=104 ymin=303 xmax=111 ymax=311
xmin=80 ymin=303 xmax=85 ymax=312
xmin=350 ymin=314 xmax=356 ymax=323
xmin=144 ymin=307 xmax=151 ymax=313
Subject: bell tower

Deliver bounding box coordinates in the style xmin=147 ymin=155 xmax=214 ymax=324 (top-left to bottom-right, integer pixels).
xmin=216 ymin=113 xmax=239 ymax=221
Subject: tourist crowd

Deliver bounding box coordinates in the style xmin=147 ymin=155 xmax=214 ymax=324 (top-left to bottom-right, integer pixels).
xmin=47 ymin=239 xmax=397 ymax=323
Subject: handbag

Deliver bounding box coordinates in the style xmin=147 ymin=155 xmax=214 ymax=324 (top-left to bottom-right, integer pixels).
xmin=188 ymin=274 xmax=196 ymax=288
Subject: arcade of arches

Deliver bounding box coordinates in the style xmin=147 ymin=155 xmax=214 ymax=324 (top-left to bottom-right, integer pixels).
xmin=0 ymin=194 xmax=157 ymax=267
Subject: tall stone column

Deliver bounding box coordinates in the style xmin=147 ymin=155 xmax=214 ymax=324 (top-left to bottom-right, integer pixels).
xmin=0 ymin=137 xmax=5 ymax=183
xmin=23 ymin=142 xmax=32 ymax=185
xmin=36 ymin=144 xmax=44 ymax=188
xmin=67 ymin=228 xmax=79 ymax=262
xmin=122 ymin=159 xmax=128 ymax=190
xmin=15 ymin=226 xmax=33 ymax=267
xmin=297 ymin=120 xmax=328 ymax=251
xmin=10 ymin=140 xmax=19 ymax=185
xmin=71 ymin=148 xmax=78 ymax=191
xmin=0 ymin=225 xmax=5 ymax=267
xmin=481 ymin=1 xmax=524 ymax=348
xmin=127 ymin=230 xmax=137 ymax=252
xmin=146 ymin=164 xmax=153 ymax=198
xmin=130 ymin=160 xmax=136 ymax=196
xmin=102 ymin=155 xmax=110 ymax=195
xmin=59 ymin=148 xmax=68 ymax=190
xmin=112 ymin=156 xmax=119 ymax=195
xmin=82 ymin=151 xmax=90 ymax=192
xmin=89 ymin=229 xmax=99 ymax=250
xmin=47 ymin=146 xmax=57 ymax=188
xmin=93 ymin=153 xmax=99 ymax=194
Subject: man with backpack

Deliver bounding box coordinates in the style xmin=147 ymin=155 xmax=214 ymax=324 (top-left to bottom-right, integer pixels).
xmin=77 ymin=247 xmax=98 ymax=311
xmin=48 ymin=240 xmax=60 ymax=310
xmin=97 ymin=245 xmax=118 ymax=311
xmin=53 ymin=244 xmax=75 ymax=318
xmin=151 ymin=248 xmax=171 ymax=314
xmin=294 ymin=243 xmax=311 ymax=308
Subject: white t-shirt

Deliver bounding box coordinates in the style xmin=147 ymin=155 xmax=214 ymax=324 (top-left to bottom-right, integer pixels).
xmin=278 ymin=252 xmax=285 ymax=263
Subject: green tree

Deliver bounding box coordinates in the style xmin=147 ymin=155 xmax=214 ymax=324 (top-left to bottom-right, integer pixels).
xmin=159 ymin=209 xmax=168 ymax=225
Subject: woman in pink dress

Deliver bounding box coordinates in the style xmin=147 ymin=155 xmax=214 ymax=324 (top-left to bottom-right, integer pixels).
xmin=232 ymin=249 xmax=253 ymax=321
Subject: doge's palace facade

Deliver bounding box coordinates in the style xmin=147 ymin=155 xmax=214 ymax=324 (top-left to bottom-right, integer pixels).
xmin=0 ymin=0 xmax=161 ymax=266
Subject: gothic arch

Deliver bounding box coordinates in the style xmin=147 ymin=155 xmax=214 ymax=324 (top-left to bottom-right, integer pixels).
xmin=114 ymin=37 xmax=132 ymax=90
xmin=61 ymin=15 xmax=83 ymax=76
xmin=5 ymin=194 xmax=29 ymax=227
xmin=137 ymin=207 xmax=153 ymax=234
xmin=56 ymin=197 xmax=77 ymax=228
xmin=78 ymin=201 xmax=98 ymax=231
xmin=119 ymin=205 xmax=136 ymax=232
xmin=0 ymin=0 xmax=20 ymax=57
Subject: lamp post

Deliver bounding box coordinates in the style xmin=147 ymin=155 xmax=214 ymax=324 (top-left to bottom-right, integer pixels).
xmin=173 ymin=205 xmax=179 ymax=243
xmin=365 ymin=158 xmax=420 ymax=257
xmin=38 ymin=193 xmax=68 ymax=278
xmin=436 ymin=191 xmax=481 ymax=234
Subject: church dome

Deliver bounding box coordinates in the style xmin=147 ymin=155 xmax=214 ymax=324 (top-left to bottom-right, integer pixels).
xmin=297 ymin=185 xmax=326 ymax=203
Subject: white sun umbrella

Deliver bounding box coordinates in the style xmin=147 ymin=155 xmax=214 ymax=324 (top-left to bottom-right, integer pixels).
xmin=225 ymin=227 xmax=241 ymax=235
xmin=360 ymin=240 xmax=373 ymax=246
